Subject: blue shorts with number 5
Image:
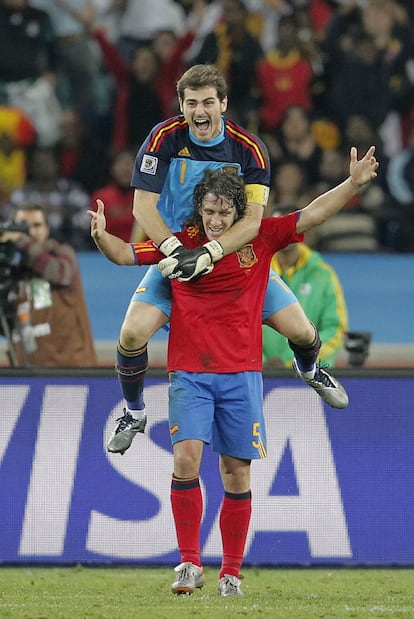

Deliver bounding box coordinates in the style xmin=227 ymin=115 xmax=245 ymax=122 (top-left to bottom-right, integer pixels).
xmin=168 ymin=371 xmax=267 ymax=460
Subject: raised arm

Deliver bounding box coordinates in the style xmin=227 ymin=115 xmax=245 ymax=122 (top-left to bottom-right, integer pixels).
xmin=296 ymin=146 xmax=379 ymax=234
xmin=88 ymin=199 xmax=136 ymax=265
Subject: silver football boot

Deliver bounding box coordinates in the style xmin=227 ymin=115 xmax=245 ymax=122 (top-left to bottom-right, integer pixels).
xmin=107 ymin=408 xmax=147 ymax=454
xmin=217 ymin=574 xmax=243 ymax=597
xmin=171 ymin=562 xmax=205 ymax=595
xmin=293 ymin=360 xmax=349 ymax=409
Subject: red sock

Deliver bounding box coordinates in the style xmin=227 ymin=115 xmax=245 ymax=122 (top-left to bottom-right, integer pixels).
xmin=170 ymin=476 xmax=203 ymax=567
xmin=219 ymin=491 xmax=252 ymax=579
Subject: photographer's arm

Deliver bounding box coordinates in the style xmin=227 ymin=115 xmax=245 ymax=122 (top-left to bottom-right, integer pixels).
xmin=1 ymin=227 xmax=79 ymax=286
xmin=15 ymin=235 xmax=79 ymax=286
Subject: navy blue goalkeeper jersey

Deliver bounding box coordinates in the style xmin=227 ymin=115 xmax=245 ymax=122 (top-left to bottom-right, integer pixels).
xmin=130 ymin=115 xmax=271 ymax=231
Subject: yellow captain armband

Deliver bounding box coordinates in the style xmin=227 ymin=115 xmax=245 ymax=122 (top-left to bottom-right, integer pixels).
xmin=245 ymin=184 xmax=270 ymax=207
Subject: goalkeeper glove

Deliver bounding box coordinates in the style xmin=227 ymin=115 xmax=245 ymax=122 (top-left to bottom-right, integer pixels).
xmin=158 ymin=240 xmax=223 ymax=281
xmin=158 ymin=235 xmax=183 ymax=257
xmin=157 ymin=235 xmax=188 ymax=278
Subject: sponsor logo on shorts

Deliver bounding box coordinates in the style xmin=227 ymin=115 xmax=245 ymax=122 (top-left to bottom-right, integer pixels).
xmin=140 ymin=155 xmax=158 ymax=175
xmin=135 ymin=287 xmax=147 ymax=294
xmin=170 ymin=424 xmax=179 ymax=435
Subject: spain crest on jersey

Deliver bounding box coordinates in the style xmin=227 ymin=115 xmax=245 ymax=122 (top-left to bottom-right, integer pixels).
xmin=236 ymin=244 xmax=258 ymax=268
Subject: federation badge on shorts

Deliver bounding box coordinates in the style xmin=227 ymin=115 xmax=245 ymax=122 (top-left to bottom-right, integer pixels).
xmin=236 ymin=244 xmax=258 ymax=268
xmin=140 ymin=155 xmax=158 ymax=175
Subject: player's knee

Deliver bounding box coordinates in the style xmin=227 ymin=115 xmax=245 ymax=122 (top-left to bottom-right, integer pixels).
xmin=121 ymin=302 xmax=168 ymax=348
xmin=120 ymin=320 xmax=147 ymax=349
xmin=120 ymin=305 xmax=156 ymax=346
xmin=221 ymin=469 xmax=250 ymax=494
xmin=221 ymin=456 xmax=251 ymax=493
xmin=288 ymin=326 xmax=321 ymax=358
xmin=289 ymin=320 xmax=317 ymax=346
xmin=174 ymin=452 xmax=200 ymax=478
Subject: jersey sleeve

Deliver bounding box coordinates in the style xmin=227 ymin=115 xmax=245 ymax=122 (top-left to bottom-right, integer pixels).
xmin=130 ymin=241 xmax=163 ymax=265
xmin=130 ymin=117 xmax=186 ymax=194
xmin=130 ymin=229 xmax=193 ymax=264
xmin=225 ymin=119 xmax=271 ymax=193
xmin=260 ymin=213 xmax=304 ymax=253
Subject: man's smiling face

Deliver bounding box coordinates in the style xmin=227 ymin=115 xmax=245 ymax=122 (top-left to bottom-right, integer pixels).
xmin=179 ymin=86 xmax=228 ymax=142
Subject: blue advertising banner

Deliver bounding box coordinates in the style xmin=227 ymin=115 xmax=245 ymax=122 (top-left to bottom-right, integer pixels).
xmin=1 ymin=372 xmax=413 ymax=565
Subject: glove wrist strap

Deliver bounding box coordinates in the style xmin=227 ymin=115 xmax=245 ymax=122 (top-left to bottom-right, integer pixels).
xmin=159 ymin=235 xmax=183 ymax=257
xmin=204 ymin=240 xmax=224 ymax=263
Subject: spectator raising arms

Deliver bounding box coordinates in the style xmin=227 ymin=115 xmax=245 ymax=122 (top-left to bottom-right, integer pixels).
xmin=93 ymin=29 xmax=164 ymax=152
xmin=151 ymin=0 xmax=210 ymax=119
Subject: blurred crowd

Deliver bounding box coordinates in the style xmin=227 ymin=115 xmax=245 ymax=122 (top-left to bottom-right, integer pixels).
xmin=1 ymin=0 xmax=414 ymax=252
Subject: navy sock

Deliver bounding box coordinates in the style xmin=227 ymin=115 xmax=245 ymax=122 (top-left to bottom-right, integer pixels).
xmin=116 ymin=342 xmax=147 ymax=410
xmin=288 ymin=330 xmax=321 ymax=373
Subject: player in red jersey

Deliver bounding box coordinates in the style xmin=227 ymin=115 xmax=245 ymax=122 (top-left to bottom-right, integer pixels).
xmin=102 ymin=64 xmax=351 ymax=457
xmin=89 ymin=145 xmax=378 ymax=596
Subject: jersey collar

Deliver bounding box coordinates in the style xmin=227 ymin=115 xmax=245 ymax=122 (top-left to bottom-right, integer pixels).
xmin=189 ymin=117 xmax=225 ymax=147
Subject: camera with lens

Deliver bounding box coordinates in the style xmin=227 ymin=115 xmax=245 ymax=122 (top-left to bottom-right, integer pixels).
xmin=0 ymin=220 xmax=29 ymax=237
xmin=0 ymin=220 xmax=29 ymax=307
xmin=0 ymin=220 xmax=38 ymax=364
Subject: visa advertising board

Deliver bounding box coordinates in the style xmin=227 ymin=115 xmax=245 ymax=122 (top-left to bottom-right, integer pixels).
xmin=1 ymin=373 xmax=412 ymax=565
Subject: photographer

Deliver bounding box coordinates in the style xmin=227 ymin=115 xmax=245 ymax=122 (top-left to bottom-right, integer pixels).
xmin=0 ymin=204 xmax=97 ymax=367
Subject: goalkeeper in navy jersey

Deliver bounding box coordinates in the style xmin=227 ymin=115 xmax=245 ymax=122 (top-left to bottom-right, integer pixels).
xmin=101 ymin=64 xmax=363 ymax=458
xmin=89 ymin=147 xmax=378 ymax=596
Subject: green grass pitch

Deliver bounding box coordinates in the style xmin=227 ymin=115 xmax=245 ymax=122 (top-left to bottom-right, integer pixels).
xmin=0 ymin=566 xmax=414 ymax=618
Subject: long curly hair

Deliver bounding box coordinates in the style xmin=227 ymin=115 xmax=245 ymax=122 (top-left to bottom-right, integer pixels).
xmin=185 ymin=169 xmax=247 ymax=232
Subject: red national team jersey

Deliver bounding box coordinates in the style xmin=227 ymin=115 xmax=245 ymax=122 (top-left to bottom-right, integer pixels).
xmin=132 ymin=213 xmax=303 ymax=373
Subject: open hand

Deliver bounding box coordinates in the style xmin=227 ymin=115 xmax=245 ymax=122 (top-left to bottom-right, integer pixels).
xmin=349 ymin=146 xmax=379 ymax=187
xmin=87 ymin=199 xmax=106 ymax=240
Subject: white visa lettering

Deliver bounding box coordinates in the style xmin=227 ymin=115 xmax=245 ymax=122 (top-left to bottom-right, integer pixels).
xmin=86 ymin=385 xmax=204 ymax=559
xmin=19 ymin=385 xmax=89 ymax=556
xmin=203 ymin=387 xmax=352 ymax=558
xmin=0 ymin=385 xmax=30 ymax=464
